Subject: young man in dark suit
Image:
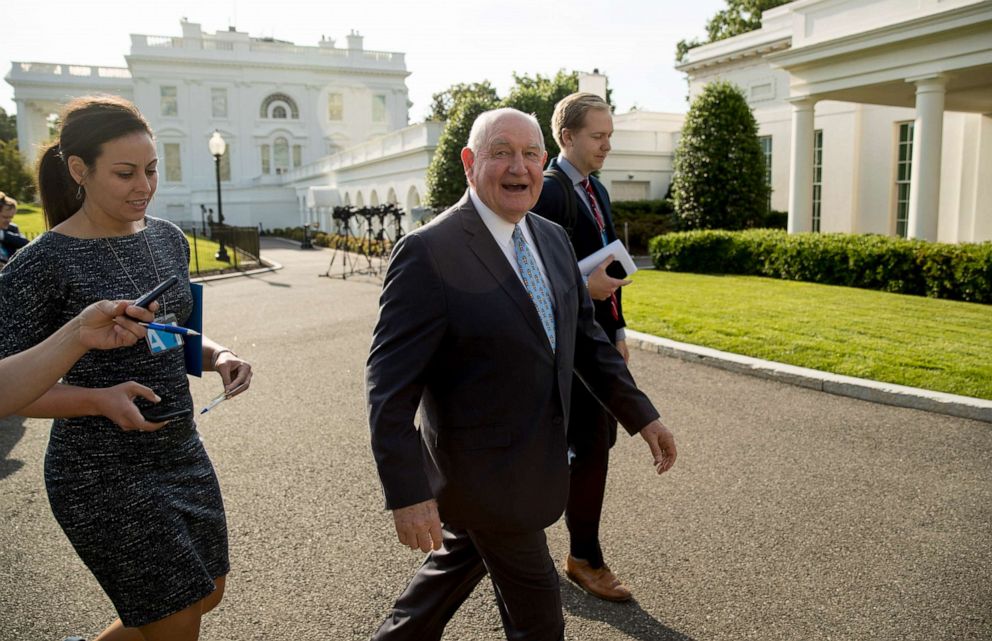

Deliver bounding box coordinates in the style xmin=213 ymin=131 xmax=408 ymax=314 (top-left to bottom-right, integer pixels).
xmin=0 ymin=195 xmax=28 ymax=263
xmin=366 ymin=108 xmax=676 ymax=640
xmin=531 ymin=92 xmax=636 ymax=602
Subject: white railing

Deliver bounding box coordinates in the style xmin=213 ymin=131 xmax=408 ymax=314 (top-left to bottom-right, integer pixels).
xmin=248 ymin=40 xmax=402 ymax=65
xmin=146 ymin=35 xmax=182 ymax=48
xmin=250 ymin=41 xmax=304 ymax=54
xmin=12 ymin=62 xmax=131 ymax=79
xmin=203 ymin=40 xmax=234 ymax=51
xmin=363 ymin=51 xmax=397 ymax=62
xmin=128 ymin=33 xmax=403 ymax=66
xmin=99 ymin=66 xmax=132 ymax=78
xmin=282 ymin=122 xmax=443 ymax=184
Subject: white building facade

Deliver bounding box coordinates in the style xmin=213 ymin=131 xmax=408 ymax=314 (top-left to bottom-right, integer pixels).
xmin=9 ymin=6 xmax=990 ymax=244
xmin=678 ymin=0 xmax=992 ymax=243
xmin=8 ymin=36 xmax=678 ymax=236
xmin=7 ymin=20 xmax=413 ymax=230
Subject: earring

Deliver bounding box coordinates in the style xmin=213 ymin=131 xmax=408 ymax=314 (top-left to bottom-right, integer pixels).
xmin=75 ymin=184 xmax=83 ymax=200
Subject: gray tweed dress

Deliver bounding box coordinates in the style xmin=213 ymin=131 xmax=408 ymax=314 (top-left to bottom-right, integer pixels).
xmin=0 ymin=217 xmax=228 ymax=627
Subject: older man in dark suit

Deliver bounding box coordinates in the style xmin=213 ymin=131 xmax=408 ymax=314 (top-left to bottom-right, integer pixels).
xmin=366 ymin=107 xmax=676 ymax=641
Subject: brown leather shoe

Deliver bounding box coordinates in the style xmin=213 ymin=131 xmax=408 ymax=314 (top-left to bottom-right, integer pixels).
xmin=564 ymin=555 xmax=632 ymax=602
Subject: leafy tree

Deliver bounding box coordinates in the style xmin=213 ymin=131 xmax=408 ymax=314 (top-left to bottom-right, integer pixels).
xmin=424 ymin=70 xmax=607 ymax=210
xmin=500 ymin=70 xmax=581 ymax=160
xmin=671 ymin=81 xmax=768 ymax=230
xmin=424 ymin=95 xmax=497 ymax=210
xmin=428 ymin=81 xmax=499 ymax=122
xmin=0 ymin=139 xmax=36 ymax=202
xmin=0 ymin=107 xmax=16 ymax=143
xmin=676 ymin=0 xmax=791 ymax=63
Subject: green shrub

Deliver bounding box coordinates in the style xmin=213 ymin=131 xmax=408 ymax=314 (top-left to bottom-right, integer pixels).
xmin=670 ymin=81 xmax=769 ymax=230
xmin=759 ymin=209 xmax=788 ymax=229
xmin=0 ymin=139 xmax=35 ymax=202
xmin=610 ymin=199 xmax=677 ymax=254
xmin=425 ymin=95 xmax=498 ymax=211
xmin=649 ymin=229 xmax=992 ymax=304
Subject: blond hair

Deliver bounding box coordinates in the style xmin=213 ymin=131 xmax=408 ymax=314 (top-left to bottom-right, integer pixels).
xmin=551 ymin=92 xmax=610 ymax=148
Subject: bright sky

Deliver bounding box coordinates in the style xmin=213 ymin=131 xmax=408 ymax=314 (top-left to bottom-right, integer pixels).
xmin=2 ymin=0 xmax=726 ymax=121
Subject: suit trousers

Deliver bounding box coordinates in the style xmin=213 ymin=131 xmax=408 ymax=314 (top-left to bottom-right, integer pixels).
xmin=565 ymin=374 xmax=617 ymax=569
xmin=372 ymin=524 xmax=564 ymax=641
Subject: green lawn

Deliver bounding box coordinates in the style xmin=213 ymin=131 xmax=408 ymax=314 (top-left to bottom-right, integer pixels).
xmin=624 ymin=270 xmax=992 ymax=400
xmin=13 ymin=205 xmax=233 ymax=274
xmin=186 ymin=234 xmax=236 ymax=274
xmin=13 ymin=204 xmax=46 ymax=236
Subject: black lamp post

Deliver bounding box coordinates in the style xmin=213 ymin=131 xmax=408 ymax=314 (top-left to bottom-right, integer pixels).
xmin=208 ymin=130 xmax=230 ymax=262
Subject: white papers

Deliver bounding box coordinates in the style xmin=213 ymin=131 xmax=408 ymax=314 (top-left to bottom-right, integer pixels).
xmin=577 ymin=239 xmax=638 ymax=278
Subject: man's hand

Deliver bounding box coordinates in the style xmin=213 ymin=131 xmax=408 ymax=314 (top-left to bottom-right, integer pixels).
xmin=392 ymin=498 xmax=443 ymax=553
xmin=616 ymin=339 xmax=630 ymax=364
xmin=639 ymin=419 xmax=677 ymax=474
xmin=587 ymin=256 xmax=631 ymax=301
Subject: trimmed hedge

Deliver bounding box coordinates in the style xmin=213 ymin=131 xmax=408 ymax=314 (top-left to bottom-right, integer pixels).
xmin=609 ymin=200 xmax=785 ymax=254
xmin=269 ymin=227 xmax=390 ymax=255
xmin=610 ymin=200 xmax=677 ymax=254
xmin=649 ymin=229 xmax=992 ymax=303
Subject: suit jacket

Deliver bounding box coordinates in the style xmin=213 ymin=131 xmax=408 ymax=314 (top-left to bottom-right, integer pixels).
xmin=0 ymin=224 xmax=28 ymax=261
xmin=366 ymin=192 xmax=658 ymax=533
xmin=531 ymin=157 xmax=626 ymax=342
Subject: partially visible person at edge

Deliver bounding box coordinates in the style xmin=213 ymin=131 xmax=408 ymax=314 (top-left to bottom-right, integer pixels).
xmin=0 ymin=300 xmax=156 ymax=416
xmin=0 ymin=192 xmax=29 ymax=263
xmin=366 ymin=107 xmax=677 ymax=641
xmin=531 ymin=92 xmax=636 ymax=602
xmin=0 ymin=95 xmax=252 ymax=641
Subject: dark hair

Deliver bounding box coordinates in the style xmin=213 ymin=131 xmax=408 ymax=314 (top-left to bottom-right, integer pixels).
xmin=37 ymin=95 xmax=153 ymax=229
xmin=0 ymin=191 xmax=15 ymax=211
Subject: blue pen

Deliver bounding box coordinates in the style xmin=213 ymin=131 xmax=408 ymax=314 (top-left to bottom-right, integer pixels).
xmin=139 ymin=321 xmax=201 ymax=337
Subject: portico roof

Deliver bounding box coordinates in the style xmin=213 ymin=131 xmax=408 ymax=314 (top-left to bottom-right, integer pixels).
xmin=765 ymin=0 xmax=992 ymax=113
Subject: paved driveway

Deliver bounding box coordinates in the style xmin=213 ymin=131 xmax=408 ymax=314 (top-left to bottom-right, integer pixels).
xmin=2 ymin=238 xmax=990 ymax=641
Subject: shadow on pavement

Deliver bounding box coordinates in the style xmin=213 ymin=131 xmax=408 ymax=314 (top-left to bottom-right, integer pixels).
xmin=0 ymin=415 xmax=27 ymax=480
xmin=242 ymin=272 xmax=293 ymax=287
xmin=562 ymin=581 xmax=695 ymax=641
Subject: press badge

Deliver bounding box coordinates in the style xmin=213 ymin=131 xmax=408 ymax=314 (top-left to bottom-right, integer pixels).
xmin=146 ymin=313 xmax=184 ymax=354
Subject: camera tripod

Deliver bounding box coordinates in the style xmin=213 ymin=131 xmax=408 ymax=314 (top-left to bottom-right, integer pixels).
xmin=322 ymin=206 xmax=362 ymax=279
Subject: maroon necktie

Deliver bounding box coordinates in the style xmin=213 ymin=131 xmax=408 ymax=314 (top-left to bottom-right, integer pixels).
xmin=580 ymin=179 xmax=619 ymax=321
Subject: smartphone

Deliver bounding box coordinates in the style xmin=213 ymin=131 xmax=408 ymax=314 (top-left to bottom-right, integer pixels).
xmin=134 ymin=275 xmax=179 ymax=309
xmin=140 ymin=406 xmax=192 ymax=422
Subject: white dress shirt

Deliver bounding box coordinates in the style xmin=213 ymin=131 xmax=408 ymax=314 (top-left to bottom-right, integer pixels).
xmin=469 ymin=189 xmax=554 ymax=302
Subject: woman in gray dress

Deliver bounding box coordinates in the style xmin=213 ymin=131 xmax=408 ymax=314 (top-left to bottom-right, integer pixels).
xmin=0 ymin=96 xmax=252 ymax=641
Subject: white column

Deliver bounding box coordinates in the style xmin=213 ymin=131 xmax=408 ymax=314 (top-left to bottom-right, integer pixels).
xmin=907 ymin=75 xmax=946 ymax=242
xmin=787 ymin=98 xmax=817 ymax=234
xmin=14 ymin=99 xmax=50 ymax=165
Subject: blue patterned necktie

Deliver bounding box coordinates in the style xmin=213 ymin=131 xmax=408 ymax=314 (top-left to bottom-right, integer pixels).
xmin=512 ymin=224 xmax=556 ymax=351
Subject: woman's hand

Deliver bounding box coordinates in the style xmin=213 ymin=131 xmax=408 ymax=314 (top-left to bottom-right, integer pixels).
xmin=93 ymin=381 xmax=168 ymax=431
xmin=76 ymin=299 xmax=158 ymax=351
xmin=214 ymin=350 xmax=253 ymax=398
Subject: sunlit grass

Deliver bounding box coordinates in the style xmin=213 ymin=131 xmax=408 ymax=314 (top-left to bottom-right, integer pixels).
xmin=13 ymin=204 xmax=45 ymax=236
xmin=624 ymin=270 xmax=992 ymax=400
xmin=11 ymin=205 xmax=237 ymax=275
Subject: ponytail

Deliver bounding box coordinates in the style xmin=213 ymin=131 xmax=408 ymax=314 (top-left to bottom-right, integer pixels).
xmin=38 ymin=142 xmax=82 ymax=229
